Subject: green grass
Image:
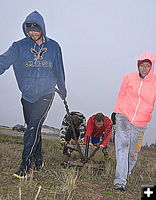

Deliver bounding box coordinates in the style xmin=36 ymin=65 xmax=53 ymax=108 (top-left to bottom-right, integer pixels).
xmin=0 ymin=131 xmax=156 ymax=200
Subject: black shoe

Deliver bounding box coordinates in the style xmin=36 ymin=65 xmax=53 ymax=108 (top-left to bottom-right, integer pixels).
xmin=13 ymin=168 xmax=27 ymax=179
xmin=34 ymin=162 xmax=44 ymax=172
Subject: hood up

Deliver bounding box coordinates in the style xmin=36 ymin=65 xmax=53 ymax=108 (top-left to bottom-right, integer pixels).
xmin=137 ymin=52 xmax=156 ymax=75
xmin=22 ymin=10 xmax=46 ymax=37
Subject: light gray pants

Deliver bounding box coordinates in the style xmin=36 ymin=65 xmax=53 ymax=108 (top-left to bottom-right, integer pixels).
xmin=114 ymin=113 xmax=146 ymax=185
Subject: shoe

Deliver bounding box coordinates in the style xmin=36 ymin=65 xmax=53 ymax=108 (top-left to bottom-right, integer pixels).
xmin=60 ymin=138 xmax=67 ymax=146
xmin=13 ymin=168 xmax=27 ymax=179
xmin=34 ymin=161 xmax=44 ymax=171
xmin=114 ymin=183 xmax=125 ymax=191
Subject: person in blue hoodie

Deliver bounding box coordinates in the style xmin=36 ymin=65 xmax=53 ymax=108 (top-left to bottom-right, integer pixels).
xmin=0 ymin=11 xmax=67 ymax=178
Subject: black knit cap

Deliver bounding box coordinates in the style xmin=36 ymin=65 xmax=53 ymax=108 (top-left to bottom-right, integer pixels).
xmin=137 ymin=59 xmax=152 ymax=67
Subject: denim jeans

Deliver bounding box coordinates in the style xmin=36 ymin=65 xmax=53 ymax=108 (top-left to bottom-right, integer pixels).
xmin=20 ymin=93 xmax=54 ymax=171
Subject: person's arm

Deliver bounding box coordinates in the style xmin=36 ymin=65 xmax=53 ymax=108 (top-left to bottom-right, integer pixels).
xmin=78 ymin=115 xmax=86 ymax=139
xmin=111 ymin=112 xmax=116 ymax=125
xmin=0 ymin=42 xmax=19 ymax=75
xmin=54 ymin=46 xmax=67 ymax=100
xmin=60 ymin=114 xmax=69 ymax=141
xmin=101 ymin=117 xmax=112 ymax=147
xmin=84 ymin=117 xmax=93 ymax=143
xmin=114 ymin=75 xmax=128 ymax=113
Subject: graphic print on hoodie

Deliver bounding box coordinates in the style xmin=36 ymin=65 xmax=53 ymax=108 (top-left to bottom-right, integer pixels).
xmin=0 ymin=11 xmax=66 ymax=103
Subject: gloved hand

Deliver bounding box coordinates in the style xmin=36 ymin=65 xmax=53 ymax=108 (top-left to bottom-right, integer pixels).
xmin=55 ymin=88 xmax=67 ymax=100
xmin=60 ymin=138 xmax=67 ymax=146
xmin=60 ymin=89 xmax=67 ymax=100
xmin=60 ymin=93 xmax=66 ymax=100
xmin=111 ymin=112 xmax=116 ymax=125
xmin=100 ymin=146 xmax=108 ymax=156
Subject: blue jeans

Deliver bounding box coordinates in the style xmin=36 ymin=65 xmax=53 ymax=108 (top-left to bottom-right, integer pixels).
xmin=20 ymin=93 xmax=54 ymax=171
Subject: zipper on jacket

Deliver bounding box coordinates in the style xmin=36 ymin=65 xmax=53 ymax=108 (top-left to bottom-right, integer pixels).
xmin=131 ymin=80 xmax=143 ymax=123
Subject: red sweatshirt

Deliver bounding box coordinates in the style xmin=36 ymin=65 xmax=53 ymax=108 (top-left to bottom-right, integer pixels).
xmin=84 ymin=115 xmax=112 ymax=147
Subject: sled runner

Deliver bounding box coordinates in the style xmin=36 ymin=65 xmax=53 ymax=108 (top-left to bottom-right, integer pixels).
xmin=61 ymin=143 xmax=105 ymax=170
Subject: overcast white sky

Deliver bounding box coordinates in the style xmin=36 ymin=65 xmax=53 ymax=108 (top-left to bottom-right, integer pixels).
xmin=0 ymin=0 xmax=156 ymax=145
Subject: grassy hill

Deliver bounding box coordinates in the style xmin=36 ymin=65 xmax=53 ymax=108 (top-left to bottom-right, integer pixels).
xmin=0 ymin=131 xmax=156 ymax=200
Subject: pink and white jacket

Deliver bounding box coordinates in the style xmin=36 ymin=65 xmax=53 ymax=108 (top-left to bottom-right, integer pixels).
xmin=114 ymin=52 xmax=156 ymax=127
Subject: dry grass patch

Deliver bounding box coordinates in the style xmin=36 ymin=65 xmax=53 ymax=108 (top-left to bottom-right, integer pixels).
xmin=0 ymin=132 xmax=156 ymax=200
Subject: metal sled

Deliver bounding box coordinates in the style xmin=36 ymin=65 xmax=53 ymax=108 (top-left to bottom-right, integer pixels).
xmin=61 ymin=143 xmax=105 ymax=170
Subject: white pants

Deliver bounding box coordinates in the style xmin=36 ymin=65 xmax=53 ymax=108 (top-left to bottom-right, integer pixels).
xmin=114 ymin=113 xmax=146 ymax=185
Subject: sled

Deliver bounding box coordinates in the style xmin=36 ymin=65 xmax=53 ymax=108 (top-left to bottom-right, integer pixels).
xmin=55 ymin=88 xmax=109 ymax=170
xmin=61 ymin=158 xmax=105 ymax=171
xmin=61 ymin=143 xmax=105 ymax=170
xmin=67 ymin=160 xmax=105 ymax=171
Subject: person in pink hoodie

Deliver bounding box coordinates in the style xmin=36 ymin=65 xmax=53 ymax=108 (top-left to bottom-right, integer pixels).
xmin=112 ymin=52 xmax=156 ymax=191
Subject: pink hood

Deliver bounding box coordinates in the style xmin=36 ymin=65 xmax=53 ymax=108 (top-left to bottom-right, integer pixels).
xmin=137 ymin=51 xmax=156 ymax=75
xmin=114 ymin=52 xmax=156 ymax=127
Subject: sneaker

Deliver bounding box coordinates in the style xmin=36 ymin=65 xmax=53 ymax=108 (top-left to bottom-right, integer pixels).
xmin=13 ymin=168 xmax=27 ymax=179
xmin=34 ymin=161 xmax=44 ymax=172
xmin=114 ymin=183 xmax=125 ymax=191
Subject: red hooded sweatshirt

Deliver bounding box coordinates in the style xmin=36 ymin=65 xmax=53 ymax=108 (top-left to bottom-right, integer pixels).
xmin=84 ymin=115 xmax=112 ymax=147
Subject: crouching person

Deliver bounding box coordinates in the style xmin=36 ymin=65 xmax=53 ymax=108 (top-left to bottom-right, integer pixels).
xmin=84 ymin=113 xmax=112 ymax=156
xmin=60 ymin=111 xmax=86 ymax=155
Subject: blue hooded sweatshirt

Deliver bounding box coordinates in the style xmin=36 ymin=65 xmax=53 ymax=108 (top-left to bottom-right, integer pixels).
xmin=0 ymin=11 xmax=67 ymax=103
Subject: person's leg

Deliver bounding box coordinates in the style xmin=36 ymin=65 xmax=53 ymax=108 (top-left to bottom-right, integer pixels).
xmin=63 ymin=129 xmax=80 ymax=155
xmin=21 ymin=98 xmax=31 ymax=126
xmin=114 ymin=114 xmax=131 ymax=187
xmin=65 ymin=129 xmax=73 ymax=142
xmin=16 ymin=98 xmax=33 ymax=175
xmin=62 ymin=129 xmax=72 ymax=155
xmin=69 ymin=127 xmax=80 ymax=142
xmin=128 ymin=125 xmax=146 ymax=176
xmin=64 ymin=128 xmax=80 ymax=143
xmin=21 ymin=98 xmax=36 ymax=164
xmin=17 ymin=94 xmax=54 ymax=175
xmin=21 ymin=98 xmax=45 ymax=169
xmin=34 ymin=123 xmax=43 ymax=169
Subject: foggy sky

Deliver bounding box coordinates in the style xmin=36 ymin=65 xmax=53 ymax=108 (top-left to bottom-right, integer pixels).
xmin=0 ymin=0 xmax=156 ymax=145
